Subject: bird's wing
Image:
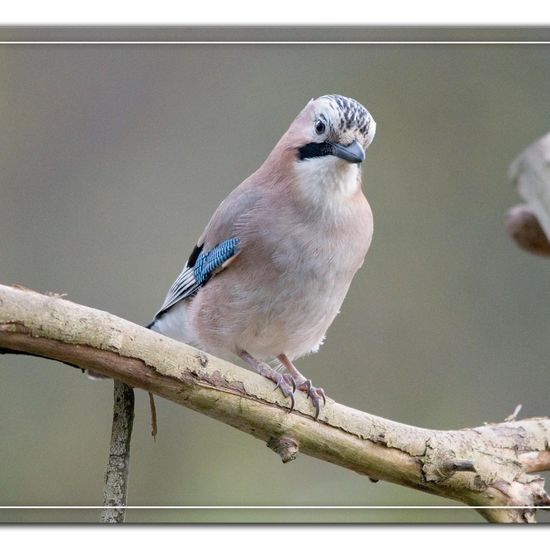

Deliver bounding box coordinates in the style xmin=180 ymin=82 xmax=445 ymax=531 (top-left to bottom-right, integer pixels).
xmin=151 ymin=180 xmax=263 ymax=322
xmin=152 ymin=237 xmax=241 ymax=320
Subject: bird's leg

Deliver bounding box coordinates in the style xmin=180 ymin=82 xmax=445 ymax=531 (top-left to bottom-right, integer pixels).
xmin=238 ymin=350 xmax=295 ymax=411
xmin=278 ymin=354 xmax=326 ymax=419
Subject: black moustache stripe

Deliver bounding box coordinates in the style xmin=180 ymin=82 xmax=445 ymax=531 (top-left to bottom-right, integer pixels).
xmin=298 ymin=141 xmax=333 ymax=161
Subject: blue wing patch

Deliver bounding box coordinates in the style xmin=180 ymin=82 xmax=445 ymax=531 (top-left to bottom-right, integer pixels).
xmin=152 ymin=237 xmax=240 ymax=320
xmin=193 ymin=237 xmax=240 ymax=284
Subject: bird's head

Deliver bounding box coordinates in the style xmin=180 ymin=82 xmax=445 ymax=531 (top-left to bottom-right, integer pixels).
xmin=287 ymin=94 xmax=376 ymax=166
xmin=269 ymin=95 xmax=375 ymax=203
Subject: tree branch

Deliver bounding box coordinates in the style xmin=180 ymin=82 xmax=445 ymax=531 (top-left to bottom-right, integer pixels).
xmin=1 ymin=284 xmax=549 ymax=523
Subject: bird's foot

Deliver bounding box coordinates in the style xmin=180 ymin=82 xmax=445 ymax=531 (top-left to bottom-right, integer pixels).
xmin=295 ymin=379 xmax=326 ymax=419
xmin=272 ymin=372 xmax=296 ymax=411
xmin=238 ymin=350 xmax=295 ymax=411
xmin=277 ymin=354 xmax=327 ymax=419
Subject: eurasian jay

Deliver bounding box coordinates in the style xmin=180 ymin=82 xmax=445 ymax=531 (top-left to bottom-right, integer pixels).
xmin=148 ymin=94 xmax=376 ymax=417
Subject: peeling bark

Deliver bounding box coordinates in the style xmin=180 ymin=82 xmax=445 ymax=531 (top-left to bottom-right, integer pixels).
xmin=1 ymin=284 xmax=549 ymax=523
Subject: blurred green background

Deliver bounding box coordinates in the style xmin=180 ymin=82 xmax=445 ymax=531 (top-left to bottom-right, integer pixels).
xmin=1 ymin=35 xmax=550 ymax=523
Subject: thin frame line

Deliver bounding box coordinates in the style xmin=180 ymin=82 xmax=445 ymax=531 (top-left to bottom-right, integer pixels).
xmin=1 ymin=505 xmax=548 ymax=510
xmin=0 ymin=41 xmax=550 ymax=45
xmin=1 ymin=34 xmax=547 ymax=515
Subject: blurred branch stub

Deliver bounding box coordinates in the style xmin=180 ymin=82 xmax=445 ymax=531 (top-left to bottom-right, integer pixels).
xmin=507 ymin=132 xmax=550 ymax=257
xmin=1 ymin=284 xmax=549 ymax=523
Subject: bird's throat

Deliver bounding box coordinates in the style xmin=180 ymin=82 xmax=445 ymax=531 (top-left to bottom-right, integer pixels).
xmin=294 ymin=157 xmax=361 ymax=211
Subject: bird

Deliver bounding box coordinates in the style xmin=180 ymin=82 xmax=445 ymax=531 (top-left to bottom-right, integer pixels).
xmin=148 ymin=94 xmax=376 ymax=417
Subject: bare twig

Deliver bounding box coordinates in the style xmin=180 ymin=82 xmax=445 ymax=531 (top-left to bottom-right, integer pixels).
xmin=1 ymin=284 xmax=549 ymax=523
xmin=101 ymin=380 xmax=135 ymax=523
xmin=148 ymin=392 xmax=158 ymax=441
xmin=504 ymin=404 xmax=523 ymax=423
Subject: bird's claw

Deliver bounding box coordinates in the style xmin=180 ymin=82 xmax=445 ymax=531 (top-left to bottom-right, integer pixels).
xmin=296 ymin=379 xmax=326 ymax=419
xmin=310 ymin=389 xmax=324 ymax=419
xmin=272 ymin=372 xmax=326 ymax=418
xmin=273 ymin=373 xmax=296 ymax=412
xmin=317 ymin=387 xmax=327 ymax=406
xmin=286 ymin=374 xmax=297 ymax=393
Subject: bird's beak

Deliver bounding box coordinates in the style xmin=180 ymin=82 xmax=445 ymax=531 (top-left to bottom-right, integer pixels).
xmin=331 ymin=140 xmax=365 ymax=164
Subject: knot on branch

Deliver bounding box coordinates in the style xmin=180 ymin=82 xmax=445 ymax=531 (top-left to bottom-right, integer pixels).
xmin=422 ymin=443 xmax=477 ymax=483
xmin=267 ymin=436 xmax=299 ymax=463
xmin=439 ymin=459 xmax=477 ymax=476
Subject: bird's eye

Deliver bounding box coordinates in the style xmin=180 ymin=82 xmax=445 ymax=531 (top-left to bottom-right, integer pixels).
xmin=315 ymin=120 xmax=326 ymax=135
